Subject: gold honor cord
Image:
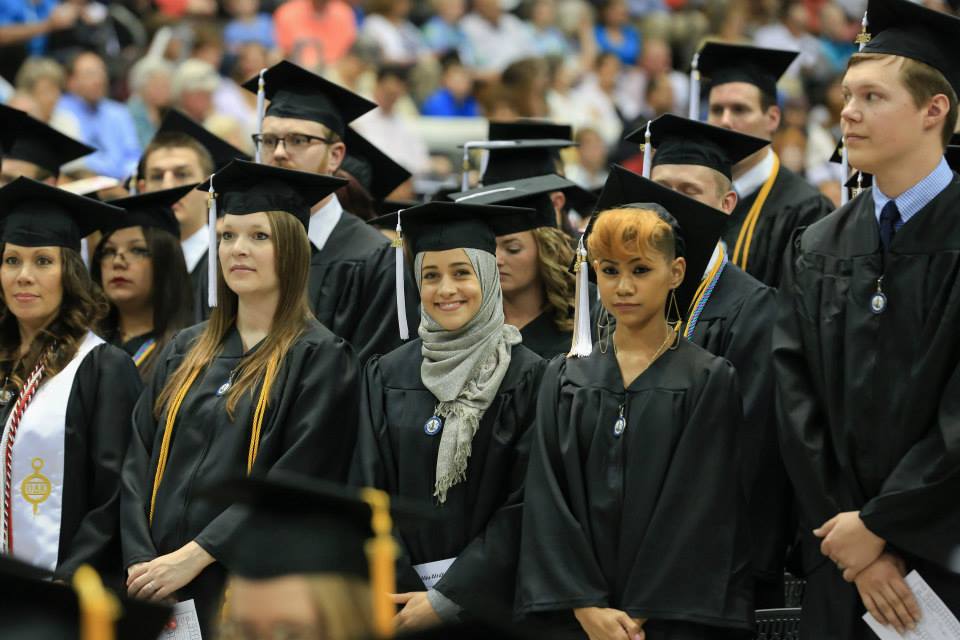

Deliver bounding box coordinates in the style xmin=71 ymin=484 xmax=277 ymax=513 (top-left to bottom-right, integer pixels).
xmin=682 ymin=243 xmax=726 ymax=337
xmin=732 ymin=153 xmax=781 ymax=271
xmin=361 ymin=487 xmax=398 ymax=639
xmin=73 ymin=565 xmax=120 ymax=640
xmin=149 ymin=360 xmax=280 ymax=525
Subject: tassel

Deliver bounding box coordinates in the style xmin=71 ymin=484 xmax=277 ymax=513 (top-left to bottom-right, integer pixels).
xmin=688 ymin=52 xmax=700 ymax=121
xmin=129 ymin=166 xmax=138 ymax=195
xmin=840 ymin=140 xmax=849 ymax=206
xmin=567 ymin=236 xmax=593 ymax=358
xmin=393 ymin=211 xmax=409 ymax=340
xmin=856 ymin=11 xmax=870 ymax=50
xmin=207 ymin=178 xmax=218 ymax=308
xmin=73 ymin=565 xmax=119 ymax=640
xmin=360 ymin=488 xmax=397 ymax=639
xmin=254 ymin=68 xmax=267 ymax=163
xmin=461 ymin=144 xmax=472 ymax=191
xmin=80 ymin=237 xmax=90 ymax=269
xmin=641 ymin=121 xmax=652 ymax=179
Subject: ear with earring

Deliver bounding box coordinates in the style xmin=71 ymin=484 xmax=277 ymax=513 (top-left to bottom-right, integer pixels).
xmin=666 ymin=289 xmax=682 ymax=349
xmin=597 ymin=305 xmax=612 ymax=354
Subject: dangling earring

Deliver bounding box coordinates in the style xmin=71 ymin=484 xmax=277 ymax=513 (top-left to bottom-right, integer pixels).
xmin=597 ymin=306 xmax=612 ymax=354
xmin=667 ymin=290 xmax=682 ymax=349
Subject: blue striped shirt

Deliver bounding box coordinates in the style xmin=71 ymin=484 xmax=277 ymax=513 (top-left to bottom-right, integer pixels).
xmin=873 ymin=156 xmax=954 ymax=229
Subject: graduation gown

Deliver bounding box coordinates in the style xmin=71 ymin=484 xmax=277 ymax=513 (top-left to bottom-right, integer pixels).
xmin=519 ymin=311 xmax=571 ymax=359
xmin=0 ymin=339 xmax=141 ymax=586
xmin=517 ymin=340 xmax=754 ymax=639
xmin=189 ymin=253 xmax=210 ymax=323
xmin=309 ymin=211 xmax=419 ymax=363
xmin=121 ymin=320 xmax=360 ymax=635
xmin=774 ymin=179 xmax=960 ymax=639
xmin=352 ymin=339 xmax=545 ymax=618
xmin=687 ymin=263 xmax=791 ymax=607
xmin=723 ymin=164 xmax=834 ymax=287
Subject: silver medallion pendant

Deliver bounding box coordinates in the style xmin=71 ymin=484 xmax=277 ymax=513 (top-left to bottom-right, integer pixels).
xmin=216 ymin=381 xmax=231 ymax=397
xmin=424 ymin=416 xmax=443 ymax=436
xmin=0 ymin=389 xmax=13 ymax=406
xmin=870 ymin=291 xmax=887 ymax=315
xmin=613 ymin=416 xmax=626 ymax=437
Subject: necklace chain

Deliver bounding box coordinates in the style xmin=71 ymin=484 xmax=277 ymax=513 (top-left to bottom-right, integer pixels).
xmin=612 ymin=325 xmax=675 ymax=370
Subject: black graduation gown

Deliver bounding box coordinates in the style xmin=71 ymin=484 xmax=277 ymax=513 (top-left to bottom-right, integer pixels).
xmin=189 ymin=253 xmax=211 ymax=323
xmin=309 ymin=211 xmax=419 ymax=363
xmin=517 ymin=340 xmax=754 ymax=640
xmin=0 ymin=343 xmax=141 ymax=587
xmin=519 ymin=311 xmax=571 ymax=359
xmin=723 ymin=165 xmax=834 ymax=287
xmin=121 ymin=320 xmax=360 ymax=636
xmin=774 ymin=178 xmax=960 ymax=639
xmin=352 ymin=339 xmax=545 ymax=618
xmin=115 ymin=332 xmax=156 ymax=358
xmin=687 ymin=263 xmax=791 ymax=607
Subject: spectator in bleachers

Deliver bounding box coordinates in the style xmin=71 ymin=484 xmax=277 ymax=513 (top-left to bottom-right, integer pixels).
xmin=421 ymin=0 xmax=474 ymax=63
xmin=274 ymin=0 xmax=357 ymax=69
xmin=570 ymin=51 xmax=624 ymax=148
xmin=753 ymin=1 xmax=820 ymax=85
xmin=526 ymin=0 xmax=573 ymax=58
xmin=172 ymin=59 xmax=220 ymax=125
xmin=617 ymin=37 xmax=688 ymax=121
xmin=817 ymin=2 xmax=856 ymax=75
xmin=214 ymin=42 xmax=270 ymax=141
xmin=224 ymin=0 xmax=276 ymax=53
xmin=359 ymin=0 xmax=428 ymax=65
xmin=593 ymin=0 xmax=641 ymax=65
xmin=57 ymin=50 xmax=140 ymax=179
xmin=126 ymin=56 xmax=175 ymax=147
xmin=13 ymin=55 xmax=80 ymax=138
xmin=460 ymin=0 xmax=536 ymax=76
xmin=421 ymin=52 xmax=478 ymax=117
xmin=324 ymin=39 xmax=379 ymax=100
xmin=564 ymin=126 xmax=609 ymax=189
xmin=545 ymin=55 xmax=580 ymax=125
xmin=153 ymin=0 xmax=217 ymax=18
xmin=0 ymin=0 xmax=78 ymax=81
xmin=500 ymin=57 xmax=550 ymax=118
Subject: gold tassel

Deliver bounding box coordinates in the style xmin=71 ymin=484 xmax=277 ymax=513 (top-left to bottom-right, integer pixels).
xmin=360 ymin=488 xmax=397 ymax=639
xmin=73 ymin=565 xmax=119 ymax=640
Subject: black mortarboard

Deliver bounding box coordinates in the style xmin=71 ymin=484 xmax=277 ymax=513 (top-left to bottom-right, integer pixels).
xmin=845 ymin=171 xmax=873 ymax=189
xmin=3 ymin=108 xmax=93 ymax=174
xmin=697 ymin=42 xmax=798 ymax=99
xmin=342 ymin=126 xmax=412 ymax=200
xmin=450 ymin=173 xmax=575 ymax=233
xmin=947 ymin=145 xmax=960 ymax=172
xmin=242 ymin=60 xmax=376 ymax=137
xmin=197 ymin=159 xmax=347 ymax=229
xmin=153 ymin=109 xmax=250 ymax=171
xmin=489 ymin=120 xmax=573 ymax=142
xmin=587 ymin=165 xmax=728 ymax=313
xmin=630 ymin=113 xmax=768 ymax=180
xmin=482 ymin=120 xmax=576 ymax=184
xmin=860 ymin=0 xmax=960 ymax=94
xmin=830 ymin=139 xmax=844 ymax=164
xmin=0 ymin=104 xmax=19 ymax=154
xmin=0 ymin=557 xmax=172 ymax=640
xmin=0 ymin=177 xmax=124 ymax=251
xmin=104 ymin=184 xmax=197 ymax=237
xmin=369 ymin=202 xmax=539 ymax=256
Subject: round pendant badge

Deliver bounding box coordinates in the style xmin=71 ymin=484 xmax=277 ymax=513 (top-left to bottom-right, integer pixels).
xmin=424 ymin=416 xmax=443 ymax=436
xmin=0 ymin=390 xmax=13 ymax=406
xmin=613 ymin=416 xmax=626 ymax=437
xmin=216 ymin=381 xmax=231 ymax=397
xmin=870 ymin=291 xmax=887 ymax=315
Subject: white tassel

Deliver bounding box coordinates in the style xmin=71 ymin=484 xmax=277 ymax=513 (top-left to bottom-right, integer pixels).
xmin=80 ymin=237 xmax=90 ymax=268
xmin=129 ymin=166 xmax=138 ymax=195
xmin=394 ymin=211 xmax=409 ymax=340
xmin=567 ymin=237 xmax=593 ymax=358
xmin=254 ymin=68 xmax=267 ymax=163
xmin=688 ymin=52 xmax=700 ymax=121
xmin=641 ymin=121 xmax=652 ymax=179
xmin=840 ymin=140 xmax=849 ymax=206
xmin=207 ymin=179 xmax=218 ymax=308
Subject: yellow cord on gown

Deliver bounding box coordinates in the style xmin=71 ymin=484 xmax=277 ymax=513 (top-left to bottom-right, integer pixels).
xmin=682 ymin=244 xmax=726 ymax=337
xmin=73 ymin=565 xmax=120 ymax=640
xmin=361 ymin=488 xmax=398 ymax=639
xmin=732 ymin=153 xmax=780 ymax=271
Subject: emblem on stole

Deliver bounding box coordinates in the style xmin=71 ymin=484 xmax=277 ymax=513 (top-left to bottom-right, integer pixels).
xmin=21 ymin=457 xmax=51 ymax=515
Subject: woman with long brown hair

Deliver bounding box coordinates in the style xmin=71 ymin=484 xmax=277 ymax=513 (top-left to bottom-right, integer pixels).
xmin=120 ymin=160 xmax=361 ymax=636
xmin=0 ymin=178 xmax=141 ymax=585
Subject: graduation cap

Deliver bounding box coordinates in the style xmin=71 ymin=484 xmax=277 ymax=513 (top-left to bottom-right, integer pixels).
xmin=342 ymin=126 xmax=412 ymax=201
xmin=627 ymin=113 xmax=768 ymax=180
xmin=0 ymin=177 xmax=124 ymax=251
xmin=152 ymin=109 xmax=250 ymax=171
xmin=586 ymin=165 xmax=728 ymax=315
xmin=2 ymin=108 xmax=94 ymax=175
xmin=696 ymin=42 xmax=798 ymax=99
xmin=480 ymin=120 xmax=576 ymax=185
xmin=488 ymin=120 xmax=573 ymax=142
xmin=859 ymin=0 xmax=960 ymax=95
xmin=104 ymin=184 xmax=197 ymax=237
xmin=0 ymin=557 xmax=172 ymax=640
xmin=450 ymin=173 xmax=575 ymax=233
xmin=202 ymin=473 xmax=433 ymax=638
xmin=241 ymin=60 xmax=376 ymax=138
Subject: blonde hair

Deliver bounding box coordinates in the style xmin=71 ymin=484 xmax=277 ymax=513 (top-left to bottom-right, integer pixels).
xmin=587 ymin=207 xmax=676 ymax=263
xmin=531 ymin=227 xmax=575 ymax=332
xmin=306 ymin=575 xmax=374 ymax=640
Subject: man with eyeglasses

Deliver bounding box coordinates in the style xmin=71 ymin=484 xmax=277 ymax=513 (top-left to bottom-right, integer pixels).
xmin=137 ymin=109 xmax=250 ymax=321
xmin=244 ymin=60 xmax=418 ymax=363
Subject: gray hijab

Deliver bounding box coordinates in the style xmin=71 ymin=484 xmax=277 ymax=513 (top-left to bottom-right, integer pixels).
xmin=416 ymin=248 xmax=521 ymax=503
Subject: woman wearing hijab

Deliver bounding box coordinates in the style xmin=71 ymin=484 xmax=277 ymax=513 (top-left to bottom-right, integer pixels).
xmin=516 ymin=173 xmax=754 ymax=639
xmin=352 ymin=202 xmax=546 ymax=629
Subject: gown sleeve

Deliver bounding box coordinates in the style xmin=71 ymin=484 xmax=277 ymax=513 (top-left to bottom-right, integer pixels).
xmin=432 ymin=359 xmax=546 ymax=614
xmin=120 ymin=339 xmax=179 ymax=569
xmin=56 ymin=345 xmax=143 ymax=580
xmin=192 ymin=337 xmax=362 ymax=560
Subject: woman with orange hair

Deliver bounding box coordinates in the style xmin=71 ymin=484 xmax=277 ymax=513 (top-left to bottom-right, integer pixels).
xmin=516 ymin=171 xmax=755 ymax=640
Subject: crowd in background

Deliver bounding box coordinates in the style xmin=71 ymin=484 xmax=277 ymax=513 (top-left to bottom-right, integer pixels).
xmin=0 ymin=0 xmax=920 ymax=205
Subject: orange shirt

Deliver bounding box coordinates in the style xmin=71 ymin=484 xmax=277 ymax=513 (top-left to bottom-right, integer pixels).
xmin=274 ymin=0 xmax=358 ymax=69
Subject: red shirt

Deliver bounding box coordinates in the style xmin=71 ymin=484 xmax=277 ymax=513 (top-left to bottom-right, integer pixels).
xmin=274 ymin=0 xmax=357 ymax=69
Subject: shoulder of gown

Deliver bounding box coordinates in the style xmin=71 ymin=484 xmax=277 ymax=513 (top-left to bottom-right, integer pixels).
xmin=316 ymin=210 xmax=390 ymax=264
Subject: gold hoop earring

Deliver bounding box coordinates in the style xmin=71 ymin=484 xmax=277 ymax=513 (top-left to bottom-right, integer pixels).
xmin=667 ymin=290 xmax=682 ymax=349
xmin=597 ymin=306 xmax=612 ymax=354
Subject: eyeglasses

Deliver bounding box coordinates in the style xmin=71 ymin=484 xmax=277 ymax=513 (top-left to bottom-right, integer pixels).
xmin=100 ymin=246 xmax=151 ymax=263
xmin=252 ymin=133 xmax=335 ymax=153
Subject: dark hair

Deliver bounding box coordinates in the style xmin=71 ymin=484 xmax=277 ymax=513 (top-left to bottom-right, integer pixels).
xmin=140 ymin=132 xmax=215 ymax=180
xmin=377 ymin=64 xmax=411 ymax=84
xmin=334 ymin=168 xmax=378 ymax=221
xmin=91 ymin=226 xmax=194 ymax=377
xmin=0 ymin=247 xmax=109 ymax=389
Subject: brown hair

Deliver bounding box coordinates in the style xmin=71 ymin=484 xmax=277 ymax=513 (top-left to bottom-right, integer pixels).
xmin=587 ymin=208 xmax=676 ymax=263
xmin=0 ymin=247 xmax=109 ymax=389
xmin=848 ymin=53 xmax=959 ymax=148
xmin=141 ymin=132 xmax=215 ymax=179
xmin=154 ymin=211 xmax=312 ymax=419
xmin=531 ymin=227 xmax=575 ymax=332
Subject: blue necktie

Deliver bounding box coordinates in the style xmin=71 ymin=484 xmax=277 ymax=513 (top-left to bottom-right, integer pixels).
xmin=879 ymin=200 xmax=901 ymax=251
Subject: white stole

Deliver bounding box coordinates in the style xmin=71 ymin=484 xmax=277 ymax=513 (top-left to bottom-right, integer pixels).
xmin=0 ymin=331 xmax=103 ymax=571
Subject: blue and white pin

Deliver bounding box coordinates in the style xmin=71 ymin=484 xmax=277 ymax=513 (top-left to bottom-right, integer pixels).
xmin=424 ymin=415 xmax=443 ymax=436
xmin=870 ymin=277 xmax=887 ymax=315
xmin=613 ymin=405 xmax=626 ymax=437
